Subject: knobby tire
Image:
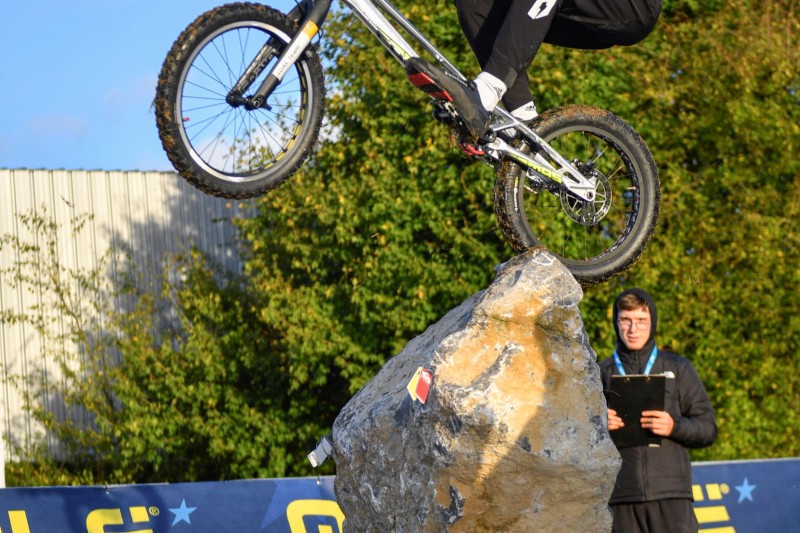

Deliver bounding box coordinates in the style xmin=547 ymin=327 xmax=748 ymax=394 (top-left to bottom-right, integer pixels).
xmin=155 ymin=2 xmax=326 ymax=199
xmin=494 ymin=105 xmax=660 ymax=286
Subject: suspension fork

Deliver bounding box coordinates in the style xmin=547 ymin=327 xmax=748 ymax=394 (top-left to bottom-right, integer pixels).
xmin=227 ymin=0 xmax=331 ymax=110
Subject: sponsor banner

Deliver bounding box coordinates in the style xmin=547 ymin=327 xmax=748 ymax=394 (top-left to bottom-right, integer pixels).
xmin=0 ymin=477 xmax=341 ymax=533
xmin=0 ymin=459 xmax=797 ymax=532
xmin=692 ymin=458 xmax=800 ymax=533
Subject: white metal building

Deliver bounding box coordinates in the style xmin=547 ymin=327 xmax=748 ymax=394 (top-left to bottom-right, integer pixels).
xmin=0 ymin=168 xmax=249 ymax=485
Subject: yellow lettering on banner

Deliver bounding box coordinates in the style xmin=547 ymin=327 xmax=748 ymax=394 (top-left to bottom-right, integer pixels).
xmin=3 ymin=511 xmax=31 ymax=533
xmin=695 ymin=505 xmax=731 ymax=523
xmin=86 ymin=509 xmax=124 ymax=532
xmin=129 ymin=507 xmax=149 ymax=523
xmin=286 ymin=500 xmax=345 ymax=533
xmin=693 ymin=484 xmax=705 ymax=501
xmin=85 ymin=508 xmax=153 ymax=533
xmin=698 ymin=527 xmax=736 ymax=533
xmin=709 ymin=484 xmax=724 ymax=499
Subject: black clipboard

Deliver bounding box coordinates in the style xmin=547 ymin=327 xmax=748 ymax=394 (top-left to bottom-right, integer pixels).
xmin=606 ymin=374 xmax=667 ymax=448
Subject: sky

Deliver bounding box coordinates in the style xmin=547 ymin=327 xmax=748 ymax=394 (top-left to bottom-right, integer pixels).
xmin=1 ymin=0 xmax=295 ymax=172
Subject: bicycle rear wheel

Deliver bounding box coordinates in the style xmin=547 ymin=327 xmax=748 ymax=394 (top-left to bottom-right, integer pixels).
xmin=155 ymin=2 xmax=325 ymax=199
xmin=494 ymin=106 xmax=660 ymax=286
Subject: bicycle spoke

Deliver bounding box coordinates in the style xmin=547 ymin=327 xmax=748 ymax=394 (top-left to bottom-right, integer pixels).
xmin=174 ymin=21 xmax=312 ymax=178
xmin=519 ymin=127 xmax=642 ymax=261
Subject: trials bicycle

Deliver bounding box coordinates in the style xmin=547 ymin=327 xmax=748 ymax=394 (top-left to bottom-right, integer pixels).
xmin=154 ymin=0 xmax=660 ymax=285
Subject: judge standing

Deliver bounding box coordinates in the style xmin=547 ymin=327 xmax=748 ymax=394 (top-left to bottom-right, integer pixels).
xmin=599 ymin=288 xmax=717 ymax=533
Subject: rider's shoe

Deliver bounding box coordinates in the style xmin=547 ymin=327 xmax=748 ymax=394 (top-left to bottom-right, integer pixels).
xmin=501 ymin=102 xmax=538 ymax=139
xmin=405 ymin=57 xmax=491 ymax=139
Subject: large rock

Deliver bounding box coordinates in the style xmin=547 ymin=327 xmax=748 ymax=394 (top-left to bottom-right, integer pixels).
xmin=331 ymin=248 xmax=620 ymax=532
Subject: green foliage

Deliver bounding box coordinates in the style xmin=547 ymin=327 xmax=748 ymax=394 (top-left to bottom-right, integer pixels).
xmin=1 ymin=211 xmax=336 ymax=484
xmin=0 ymin=208 xmax=123 ymax=485
xmin=578 ymin=0 xmax=800 ymax=460
xmin=2 ymin=0 xmax=798 ymax=485
xmin=236 ymin=0 xmax=508 ymax=392
xmin=103 ymin=250 xmax=334 ymax=480
xmin=230 ymin=0 xmax=509 ymax=458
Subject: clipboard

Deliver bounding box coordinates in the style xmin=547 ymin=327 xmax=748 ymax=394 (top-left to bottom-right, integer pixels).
xmin=606 ymin=374 xmax=667 ymax=448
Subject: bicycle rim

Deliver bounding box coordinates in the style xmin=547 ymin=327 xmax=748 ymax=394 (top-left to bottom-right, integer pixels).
xmin=522 ymin=127 xmax=643 ymax=267
xmin=176 ymin=21 xmax=312 ymax=182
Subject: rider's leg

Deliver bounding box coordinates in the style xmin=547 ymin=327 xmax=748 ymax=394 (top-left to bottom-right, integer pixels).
xmin=408 ymin=0 xmax=661 ymax=137
xmin=543 ymin=0 xmax=662 ymax=49
xmin=455 ymin=0 xmax=564 ymax=113
xmin=407 ymin=0 xmax=549 ymax=135
xmin=454 ymin=0 xmax=662 ymax=110
xmin=454 ymin=0 xmax=539 ymax=112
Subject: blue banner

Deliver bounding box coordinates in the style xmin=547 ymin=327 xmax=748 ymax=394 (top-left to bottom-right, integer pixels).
xmin=0 ymin=477 xmax=341 ymax=533
xmin=0 ymin=459 xmax=797 ymax=532
xmin=692 ymin=458 xmax=800 ymax=533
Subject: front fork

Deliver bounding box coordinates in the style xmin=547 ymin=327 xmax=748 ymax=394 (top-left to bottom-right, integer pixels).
xmin=227 ymin=0 xmax=330 ymax=110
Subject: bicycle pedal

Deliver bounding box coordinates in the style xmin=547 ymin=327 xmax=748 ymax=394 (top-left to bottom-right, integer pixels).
xmin=406 ymin=66 xmax=453 ymax=103
xmin=431 ymin=103 xmax=458 ymax=126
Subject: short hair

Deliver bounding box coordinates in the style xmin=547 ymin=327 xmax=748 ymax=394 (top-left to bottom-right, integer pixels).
xmin=617 ymin=292 xmax=649 ymax=313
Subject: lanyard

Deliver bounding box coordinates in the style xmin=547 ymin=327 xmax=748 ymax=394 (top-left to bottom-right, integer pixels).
xmin=613 ymin=345 xmax=658 ymax=376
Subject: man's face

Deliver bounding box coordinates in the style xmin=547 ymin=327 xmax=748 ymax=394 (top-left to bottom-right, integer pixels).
xmin=617 ymin=307 xmax=651 ymax=351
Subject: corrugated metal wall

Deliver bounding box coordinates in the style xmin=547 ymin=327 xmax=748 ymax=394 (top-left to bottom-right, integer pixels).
xmin=0 ymin=169 xmax=250 ymax=468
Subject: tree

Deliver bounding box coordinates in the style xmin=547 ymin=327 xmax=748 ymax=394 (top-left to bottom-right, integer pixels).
xmin=1 ymin=209 xmax=343 ymax=484
xmin=578 ymin=0 xmax=800 ymax=459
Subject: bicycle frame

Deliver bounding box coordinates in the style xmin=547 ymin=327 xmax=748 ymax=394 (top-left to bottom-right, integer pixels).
xmin=242 ymin=0 xmax=598 ymax=202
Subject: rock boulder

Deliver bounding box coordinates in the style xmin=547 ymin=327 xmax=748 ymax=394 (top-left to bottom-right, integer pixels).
xmin=331 ymin=248 xmax=620 ymax=532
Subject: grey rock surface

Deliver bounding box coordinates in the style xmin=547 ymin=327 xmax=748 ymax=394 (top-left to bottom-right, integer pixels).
xmin=332 ymin=248 xmax=620 ymax=532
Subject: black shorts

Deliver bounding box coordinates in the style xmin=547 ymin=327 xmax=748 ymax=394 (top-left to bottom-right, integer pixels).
xmin=454 ymin=0 xmax=662 ymax=108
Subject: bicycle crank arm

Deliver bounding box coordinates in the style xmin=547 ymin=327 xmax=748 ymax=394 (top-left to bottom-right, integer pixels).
xmin=483 ymin=137 xmax=598 ymax=202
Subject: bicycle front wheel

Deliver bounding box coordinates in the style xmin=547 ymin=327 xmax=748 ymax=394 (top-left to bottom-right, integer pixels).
xmin=155 ymin=3 xmax=326 ymax=199
xmin=494 ymin=106 xmax=660 ymax=285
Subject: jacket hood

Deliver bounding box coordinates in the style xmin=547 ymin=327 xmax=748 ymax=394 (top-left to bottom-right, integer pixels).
xmin=613 ymin=288 xmax=658 ymax=365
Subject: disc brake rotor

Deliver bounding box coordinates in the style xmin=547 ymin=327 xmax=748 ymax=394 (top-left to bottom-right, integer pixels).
xmin=559 ymin=164 xmax=612 ymax=226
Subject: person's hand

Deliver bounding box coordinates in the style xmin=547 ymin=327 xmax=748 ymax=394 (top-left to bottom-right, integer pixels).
xmin=641 ymin=410 xmax=674 ymax=436
xmin=608 ymin=408 xmax=624 ymax=431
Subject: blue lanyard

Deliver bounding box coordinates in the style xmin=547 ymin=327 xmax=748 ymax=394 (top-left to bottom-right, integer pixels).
xmin=613 ymin=346 xmax=658 ymax=376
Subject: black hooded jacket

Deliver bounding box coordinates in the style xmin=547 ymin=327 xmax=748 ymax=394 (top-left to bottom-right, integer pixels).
xmin=598 ymin=288 xmax=718 ymax=504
